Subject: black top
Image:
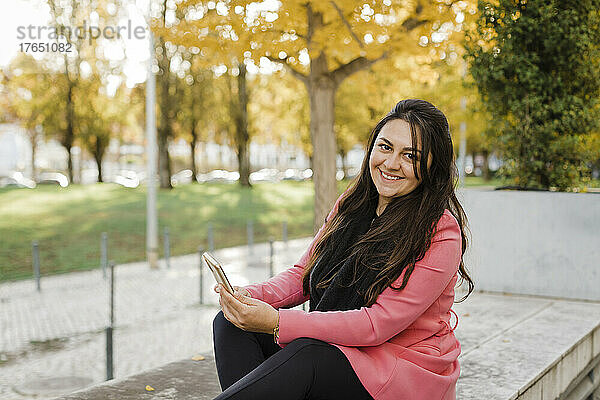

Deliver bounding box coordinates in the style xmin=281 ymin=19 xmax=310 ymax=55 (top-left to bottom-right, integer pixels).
xmin=308 ymin=203 xmax=381 ymax=312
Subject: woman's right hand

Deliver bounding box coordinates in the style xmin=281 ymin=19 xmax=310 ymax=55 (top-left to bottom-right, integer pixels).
xmin=213 ymin=284 xmax=251 ymax=298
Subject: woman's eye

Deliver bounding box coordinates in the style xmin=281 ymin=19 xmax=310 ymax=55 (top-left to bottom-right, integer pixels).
xmin=404 ymin=152 xmax=416 ymax=160
xmin=378 ymin=143 xmax=392 ymax=151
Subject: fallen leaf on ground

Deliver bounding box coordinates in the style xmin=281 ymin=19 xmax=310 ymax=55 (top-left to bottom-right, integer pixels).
xmin=145 ymin=385 xmax=155 ymax=391
xmin=192 ymin=355 xmax=205 ymax=361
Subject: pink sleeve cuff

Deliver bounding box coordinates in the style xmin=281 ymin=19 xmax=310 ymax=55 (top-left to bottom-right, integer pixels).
xmin=276 ymin=308 xmax=308 ymax=345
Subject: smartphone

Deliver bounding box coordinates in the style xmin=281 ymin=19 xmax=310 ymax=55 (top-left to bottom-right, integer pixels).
xmin=201 ymin=252 xmax=235 ymax=294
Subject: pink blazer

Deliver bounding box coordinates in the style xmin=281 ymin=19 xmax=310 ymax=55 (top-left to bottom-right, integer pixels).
xmin=245 ymin=198 xmax=462 ymax=400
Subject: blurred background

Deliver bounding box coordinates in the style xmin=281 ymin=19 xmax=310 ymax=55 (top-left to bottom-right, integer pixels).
xmin=0 ymin=0 xmax=599 ymax=398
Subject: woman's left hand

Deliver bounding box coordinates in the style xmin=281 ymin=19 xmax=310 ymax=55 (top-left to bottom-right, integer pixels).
xmin=217 ymin=284 xmax=279 ymax=334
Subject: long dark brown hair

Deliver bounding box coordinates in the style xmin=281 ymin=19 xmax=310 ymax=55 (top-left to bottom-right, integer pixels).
xmin=302 ymin=99 xmax=474 ymax=306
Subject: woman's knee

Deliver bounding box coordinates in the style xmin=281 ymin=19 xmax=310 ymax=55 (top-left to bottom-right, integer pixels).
xmin=284 ymin=338 xmax=346 ymax=370
xmin=213 ymin=310 xmax=237 ymax=336
xmin=285 ymin=337 xmax=331 ymax=355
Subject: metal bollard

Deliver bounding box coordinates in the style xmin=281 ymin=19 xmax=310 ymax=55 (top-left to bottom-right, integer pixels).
xmin=269 ymin=238 xmax=274 ymax=278
xmin=105 ymin=326 xmax=113 ymax=380
xmin=198 ymin=247 xmax=204 ymax=304
xmin=101 ymin=232 xmax=108 ymax=279
xmin=247 ymin=221 xmax=254 ymax=254
xmin=282 ymin=221 xmax=288 ymax=244
xmin=109 ymin=261 xmax=115 ymax=326
xmin=164 ymin=227 xmax=170 ymax=269
xmin=32 ymin=241 xmax=40 ymax=292
xmin=207 ymin=223 xmax=214 ymax=252
xmin=106 ymin=261 xmax=115 ymax=380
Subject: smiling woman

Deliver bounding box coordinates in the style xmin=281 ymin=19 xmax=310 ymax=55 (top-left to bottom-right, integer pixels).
xmin=369 ymin=119 xmax=433 ymax=214
xmin=213 ymin=99 xmax=475 ymax=400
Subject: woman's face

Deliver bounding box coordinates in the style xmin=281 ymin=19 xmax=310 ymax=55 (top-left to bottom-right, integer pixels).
xmin=369 ymin=119 xmax=432 ymax=212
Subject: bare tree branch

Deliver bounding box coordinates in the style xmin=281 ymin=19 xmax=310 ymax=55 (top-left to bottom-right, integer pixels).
xmin=402 ymin=1 xmax=432 ymax=32
xmin=265 ymin=55 xmax=309 ymax=85
xmin=331 ymin=52 xmax=388 ymax=87
xmin=402 ymin=18 xmax=430 ymax=31
xmin=329 ymin=1 xmax=364 ymax=49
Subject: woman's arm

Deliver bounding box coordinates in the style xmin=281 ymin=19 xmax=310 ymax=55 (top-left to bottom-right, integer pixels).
xmin=243 ymin=255 xmax=310 ymax=309
xmin=243 ymin=197 xmax=343 ymax=308
xmin=276 ymin=212 xmax=462 ymax=347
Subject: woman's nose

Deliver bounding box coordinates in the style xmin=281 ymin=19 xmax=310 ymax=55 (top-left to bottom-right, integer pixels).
xmin=383 ymin=154 xmax=402 ymax=171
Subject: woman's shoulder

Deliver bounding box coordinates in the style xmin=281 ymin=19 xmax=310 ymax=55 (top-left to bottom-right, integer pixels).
xmin=434 ymin=209 xmax=461 ymax=240
xmin=441 ymin=209 xmax=459 ymax=226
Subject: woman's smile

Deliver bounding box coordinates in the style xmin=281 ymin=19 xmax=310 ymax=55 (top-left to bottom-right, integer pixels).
xmin=378 ymin=168 xmax=404 ymax=181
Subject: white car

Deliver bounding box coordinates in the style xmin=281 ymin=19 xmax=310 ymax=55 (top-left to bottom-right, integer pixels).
xmin=0 ymin=171 xmax=36 ymax=188
xmin=171 ymin=169 xmax=193 ymax=186
xmin=37 ymin=172 xmax=69 ymax=187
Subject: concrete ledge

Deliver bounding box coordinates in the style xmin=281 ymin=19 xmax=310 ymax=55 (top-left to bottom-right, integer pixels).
xmin=54 ymin=293 xmax=600 ymax=400
xmin=455 ymin=293 xmax=600 ymax=400
xmin=56 ymin=358 xmax=221 ymax=400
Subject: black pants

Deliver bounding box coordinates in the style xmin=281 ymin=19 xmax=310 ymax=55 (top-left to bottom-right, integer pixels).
xmin=212 ymin=311 xmax=373 ymax=400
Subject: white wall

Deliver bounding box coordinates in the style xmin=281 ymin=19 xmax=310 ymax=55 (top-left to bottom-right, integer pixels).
xmin=460 ymin=189 xmax=600 ymax=301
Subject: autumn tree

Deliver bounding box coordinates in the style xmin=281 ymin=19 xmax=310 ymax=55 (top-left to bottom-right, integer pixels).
xmin=248 ymin=70 xmax=311 ymax=161
xmin=160 ymin=0 xmax=473 ymax=229
xmin=42 ymin=0 xmax=129 ymax=183
xmin=2 ymin=55 xmax=52 ymax=180
xmin=154 ymin=0 xmax=256 ymax=186
xmin=45 ymin=0 xmax=91 ymax=183
xmin=76 ymin=76 xmax=131 ymax=182
xmin=172 ymin=55 xmax=220 ymax=182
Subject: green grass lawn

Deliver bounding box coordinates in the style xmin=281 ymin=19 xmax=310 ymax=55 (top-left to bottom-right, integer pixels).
xmin=0 ymin=181 xmax=317 ymax=282
xmin=462 ymin=176 xmax=505 ymax=187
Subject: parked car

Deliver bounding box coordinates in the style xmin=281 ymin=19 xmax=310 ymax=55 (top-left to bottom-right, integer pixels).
xmin=171 ymin=169 xmax=193 ymax=186
xmin=197 ymin=170 xmax=239 ymax=183
xmin=250 ymin=168 xmax=279 ymax=183
xmin=0 ymin=172 xmax=36 ymax=188
xmin=37 ymin=172 xmax=69 ymax=187
xmin=281 ymin=168 xmax=305 ymax=181
xmin=112 ymin=170 xmax=140 ymax=188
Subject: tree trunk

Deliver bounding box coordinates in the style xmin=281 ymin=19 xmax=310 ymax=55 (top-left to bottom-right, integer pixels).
xmin=235 ymin=63 xmax=251 ymax=187
xmin=307 ymin=53 xmax=338 ymax=232
xmin=95 ymin=138 xmax=104 ymax=183
xmin=65 ymin=81 xmax=75 ymax=184
xmin=482 ymin=150 xmax=490 ymax=181
xmin=156 ymin=6 xmax=173 ymax=189
xmin=339 ymin=148 xmax=348 ymax=178
xmin=190 ymin=126 xmax=198 ymax=183
xmin=95 ymin=154 xmax=103 ymax=183
xmin=158 ymin=127 xmax=172 ymax=188
xmin=198 ymin=141 xmax=206 ymax=172
xmin=29 ymin=131 xmax=37 ymax=180
xmin=157 ymin=72 xmax=173 ymax=189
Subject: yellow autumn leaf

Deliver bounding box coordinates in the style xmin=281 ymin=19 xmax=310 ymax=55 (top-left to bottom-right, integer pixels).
xmin=145 ymin=385 xmax=155 ymax=391
xmin=192 ymin=355 xmax=205 ymax=361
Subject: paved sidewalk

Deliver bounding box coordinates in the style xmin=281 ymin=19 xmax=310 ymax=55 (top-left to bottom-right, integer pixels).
xmin=0 ymin=238 xmax=312 ymax=400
